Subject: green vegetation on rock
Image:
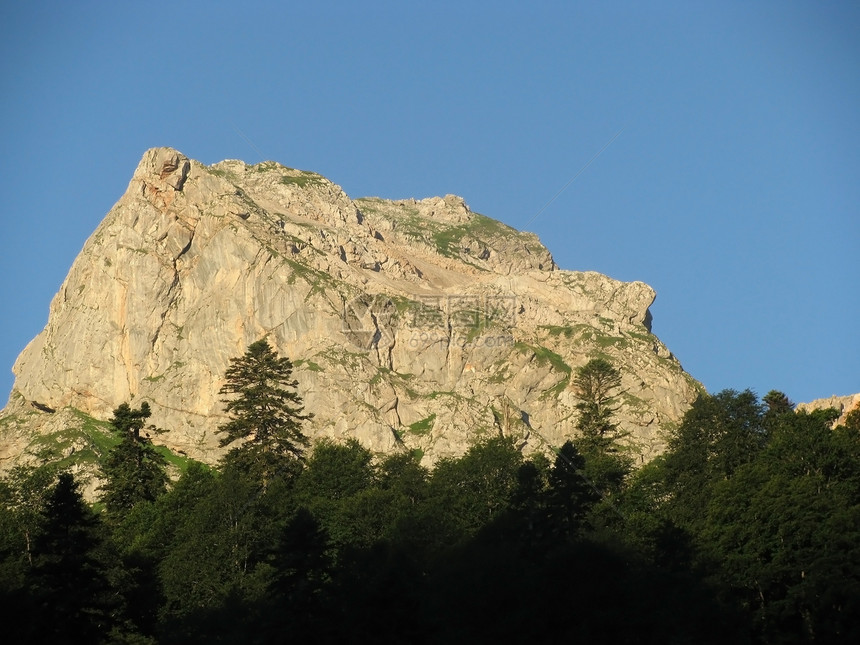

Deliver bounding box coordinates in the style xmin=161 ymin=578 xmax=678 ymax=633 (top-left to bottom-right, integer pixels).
xmin=279 ymin=171 xmax=327 ymax=189
xmin=407 ymin=413 xmax=436 ymax=435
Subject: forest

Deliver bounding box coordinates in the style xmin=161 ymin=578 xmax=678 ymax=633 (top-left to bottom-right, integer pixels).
xmin=1 ymin=339 xmax=859 ymax=644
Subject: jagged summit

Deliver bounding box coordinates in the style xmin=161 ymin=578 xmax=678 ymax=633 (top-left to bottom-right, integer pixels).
xmin=2 ymin=147 xmax=700 ymax=476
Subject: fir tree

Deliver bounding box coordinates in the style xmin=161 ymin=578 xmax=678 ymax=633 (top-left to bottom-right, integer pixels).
xmin=99 ymin=402 xmax=168 ymax=518
xmin=218 ymin=339 xmax=312 ymax=486
xmin=573 ymin=357 xmax=622 ymax=441
xmin=572 ymin=358 xmax=632 ymax=499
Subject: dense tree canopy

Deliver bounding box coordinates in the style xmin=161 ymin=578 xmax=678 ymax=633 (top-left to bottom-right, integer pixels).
xmin=651 ymin=390 xmax=860 ymax=644
xmin=2 ymin=374 xmax=859 ymax=644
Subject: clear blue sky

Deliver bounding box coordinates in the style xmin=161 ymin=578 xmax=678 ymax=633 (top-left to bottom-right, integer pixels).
xmin=1 ymin=1 xmax=858 ymax=406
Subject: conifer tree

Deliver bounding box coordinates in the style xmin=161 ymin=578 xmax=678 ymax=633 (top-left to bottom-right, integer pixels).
xmin=573 ymin=358 xmax=622 ymax=441
xmin=763 ymin=389 xmax=794 ymax=415
xmin=544 ymin=441 xmax=599 ymax=540
xmin=29 ymin=473 xmax=116 ymax=643
xmin=572 ymin=358 xmax=631 ymax=500
xmin=99 ymin=402 xmax=168 ymax=518
xmin=217 ymin=338 xmax=312 ymax=485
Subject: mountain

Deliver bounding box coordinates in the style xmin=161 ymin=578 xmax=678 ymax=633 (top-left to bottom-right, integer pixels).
xmin=1 ymin=147 xmax=701 ymax=479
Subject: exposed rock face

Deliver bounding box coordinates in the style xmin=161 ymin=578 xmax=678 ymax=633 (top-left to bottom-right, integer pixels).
xmin=3 ymin=147 xmax=702 ymax=470
xmin=797 ymin=393 xmax=860 ymax=427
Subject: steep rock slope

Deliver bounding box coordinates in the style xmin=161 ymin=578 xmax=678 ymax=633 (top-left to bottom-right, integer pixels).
xmin=3 ymin=147 xmax=701 ymax=469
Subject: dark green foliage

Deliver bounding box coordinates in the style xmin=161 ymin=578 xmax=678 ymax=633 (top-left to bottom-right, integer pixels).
xmin=704 ymin=407 xmax=860 ymax=641
xmin=763 ymin=388 xmax=795 ymax=415
xmin=571 ymin=358 xmax=633 ymax=512
xmin=427 ymin=436 xmax=523 ymax=543
xmin=218 ymin=339 xmax=311 ymax=486
xmin=100 ymin=439 xmax=168 ymax=516
xmin=573 ymin=357 xmax=622 ymax=439
xmin=293 ymin=438 xmax=375 ymax=549
xmin=25 ymin=473 xmax=119 ymax=643
xmin=376 ymin=451 xmax=429 ymax=503
xmin=843 ymin=406 xmax=860 ymax=431
xmin=660 ymin=389 xmax=766 ymax=533
xmin=6 ymin=379 xmax=860 ymax=644
xmin=157 ymin=467 xmax=280 ymax=627
xmin=425 ymin=536 xmax=743 ymax=645
xmin=99 ymin=402 xmax=168 ymax=518
xmin=296 ymin=438 xmax=374 ymax=502
xmin=111 ymin=401 xmax=153 ymax=441
xmin=327 ymin=542 xmax=426 ymax=644
xmin=0 ymin=465 xmax=55 ymax=569
xmin=655 ymin=390 xmax=860 ymax=644
xmin=543 ymin=441 xmax=599 ymax=540
xmin=370 ymin=452 xmax=432 ymax=553
xmin=293 ymin=439 xmax=430 ymax=556
xmin=267 ymin=508 xmax=331 ymax=631
xmin=0 ymin=465 xmax=57 ymax=639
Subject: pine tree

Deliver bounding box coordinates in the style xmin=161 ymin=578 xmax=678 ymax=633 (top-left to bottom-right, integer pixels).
xmin=218 ymin=339 xmax=312 ymax=485
xmin=763 ymin=389 xmax=794 ymax=415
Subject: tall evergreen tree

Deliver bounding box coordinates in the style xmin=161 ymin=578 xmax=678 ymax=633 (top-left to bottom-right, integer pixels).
xmin=763 ymin=389 xmax=794 ymax=415
xmin=28 ymin=473 xmax=117 ymax=644
xmin=572 ymin=358 xmax=631 ymax=500
xmin=218 ymin=339 xmax=312 ymax=486
xmin=99 ymin=401 xmax=168 ymax=517
xmin=544 ymin=441 xmax=599 ymax=541
xmin=573 ymin=357 xmax=623 ymax=440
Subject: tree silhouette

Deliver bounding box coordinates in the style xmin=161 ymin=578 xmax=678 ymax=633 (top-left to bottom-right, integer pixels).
xmin=29 ymin=473 xmax=116 ymax=643
xmin=573 ymin=358 xmax=622 ymax=440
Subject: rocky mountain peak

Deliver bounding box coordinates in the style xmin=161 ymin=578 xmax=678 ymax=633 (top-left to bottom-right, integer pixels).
xmin=2 ymin=147 xmax=701 ymax=477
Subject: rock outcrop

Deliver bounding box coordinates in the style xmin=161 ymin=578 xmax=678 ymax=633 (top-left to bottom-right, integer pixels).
xmin=797 ymin=393 xmax=860 ymax=427
xmin=2 ymin=147 xmax=702 ymax=473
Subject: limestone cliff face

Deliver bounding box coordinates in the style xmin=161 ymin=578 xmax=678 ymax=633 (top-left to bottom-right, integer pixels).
xmin=4 ymin=147 xmax=701 ymax=468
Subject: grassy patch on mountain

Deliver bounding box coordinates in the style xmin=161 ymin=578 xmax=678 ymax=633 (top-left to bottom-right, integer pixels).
xmin=539 ymin=323 xmax=595 ymax=341
xmin=23 ymin=408 xmax=192 ymax=475
xmin=514 ymin=342 xmax=572 ymax=398
xmin=280 ymin=170 xmax=327 ymax=189
xmin=431 ymin=213 xmax=517 ymax=259
xmin=407 ymin=413 xmax=436 ymax=435
xmin=316 ymin=346 xmax=370 ymax=372
xmin=284 ymin=257 xmax=356 ymax=301
xmin=252 ymin=161 xmax=283 ymax=173
xmin=294 ymin=359 xmax=324 ymax=372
